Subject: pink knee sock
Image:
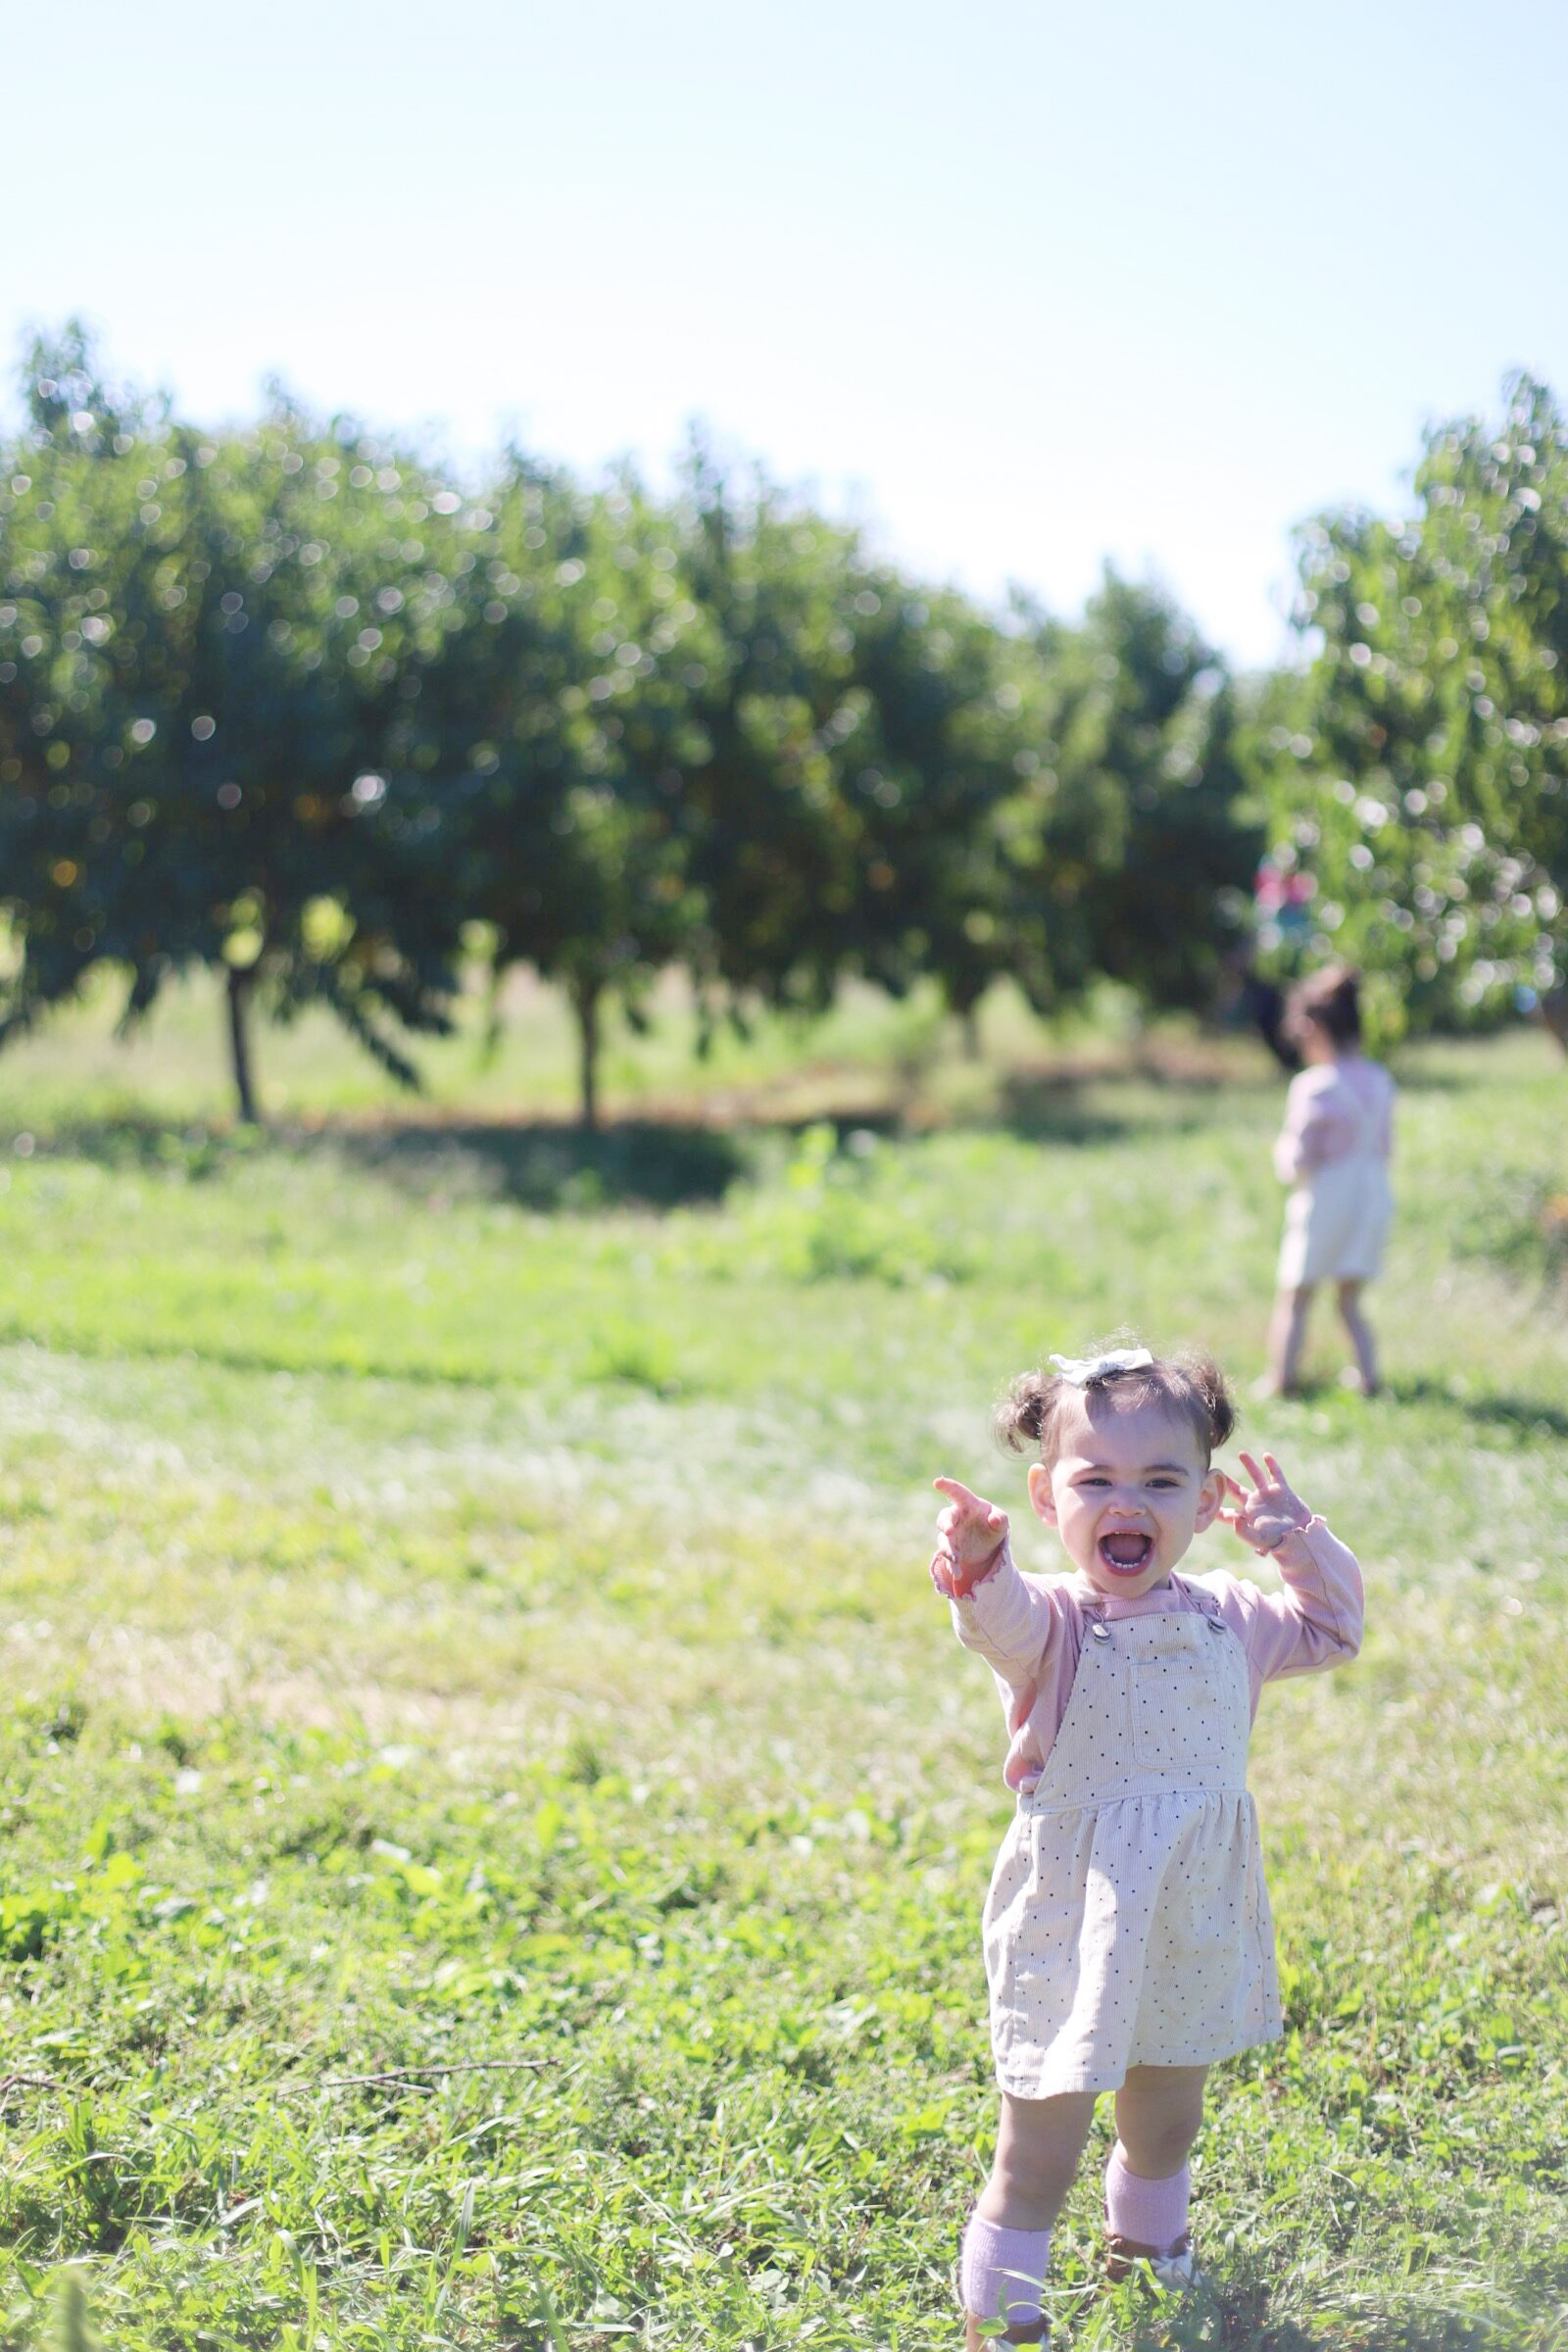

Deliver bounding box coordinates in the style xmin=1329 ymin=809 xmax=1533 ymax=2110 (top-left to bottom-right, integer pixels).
xmin=959 ymin=2213 xmax=1051 ymax=2330
xmin=1103 ymin=2148 xmax=1190 ymax=2252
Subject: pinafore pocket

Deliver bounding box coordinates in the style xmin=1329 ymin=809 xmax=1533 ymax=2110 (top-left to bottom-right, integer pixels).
xmin=1128 ymin=1640 xmax=1226 ymax=1774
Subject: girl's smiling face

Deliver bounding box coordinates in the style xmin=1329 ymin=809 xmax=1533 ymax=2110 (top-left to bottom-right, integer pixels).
xmin=1026 ymin=1390 xmax=1225 ymax=1599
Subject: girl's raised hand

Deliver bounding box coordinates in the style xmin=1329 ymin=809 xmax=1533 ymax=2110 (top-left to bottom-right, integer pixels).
xmin=930 ymin=1477 xmax=1009 ymax=1596
xmin=1219 ymin=1451 xmax=1314 ymax=1556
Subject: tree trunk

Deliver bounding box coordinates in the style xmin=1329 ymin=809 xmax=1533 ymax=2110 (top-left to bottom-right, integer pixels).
xmin=572 ymin=977 xmax=602 ymax=1133
xmin=226 ymin=964 xmax=261 ymax=1125
xmin=959 ymin=1003 xmax=983 ymax=1062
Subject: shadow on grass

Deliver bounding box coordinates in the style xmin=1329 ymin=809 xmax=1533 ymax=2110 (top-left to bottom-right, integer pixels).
xmin=1385 ymin=1373 xmax=1568 ymax=1443
xmin=1195 ymin=2303 xmax=1547 ymax=2352
xmin=997 ymin=1060 xmax=1284 ymax=1147
xmin=327 ymin=1117 xmax=746 ymax=1209
xmin=1269 ymin=1371 xmax=1568 ymax=1443
xmin=0 ymin=1110 xmax=749 ymax=1210
xmin=1206 ymin=2243 xmax=1560 ymax=2352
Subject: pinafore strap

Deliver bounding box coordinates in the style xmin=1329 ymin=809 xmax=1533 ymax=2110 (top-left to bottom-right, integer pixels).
xmin=1080 ymin=1578 xmax=1230 ymax=1642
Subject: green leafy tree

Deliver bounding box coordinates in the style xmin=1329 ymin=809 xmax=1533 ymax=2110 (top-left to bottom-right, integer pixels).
xmin=0 ymin=329 xmax=1288 ymax=1130
xmin=672 ymin=452 xmax=1091 ymax=1046
xmin=0 ymin=334 xmax=161 ymax=1049
xmin=1014 ymin=572 xmax=1258 ymax=1021
xmin=839 ymin=577 xmax=1087 ymax=1036
xmin=1 ymin=337 xmax=470 ymax=1118
xmin=670 ymin=450 xmax=866 ymax=1022
xmin=394 ymin=459 xmax=712 ymax=1128
xmin=1239 ymin=663 xmax=1497 ymax=1050
xmin=1266 ymin=372 xmax=1566 ymax=1045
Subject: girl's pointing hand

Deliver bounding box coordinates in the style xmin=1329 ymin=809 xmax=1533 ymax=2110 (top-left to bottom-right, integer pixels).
xmin=931 ymin=1476 xmax=1009 ymax=1595
xmin=1219 ymin=1451 xmax=1313 ymax=1556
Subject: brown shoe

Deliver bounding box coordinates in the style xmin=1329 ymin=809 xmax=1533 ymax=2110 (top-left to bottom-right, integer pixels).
xmin=961 ymin=2312 xmax=1047 ymax=2348
xmin=1106 ymin=2231 xmax=1200 ymax=2288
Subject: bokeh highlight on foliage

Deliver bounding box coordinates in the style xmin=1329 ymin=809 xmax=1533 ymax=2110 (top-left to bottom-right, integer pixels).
xmin=1249 ymin=372 xmax=1568 ymax=1053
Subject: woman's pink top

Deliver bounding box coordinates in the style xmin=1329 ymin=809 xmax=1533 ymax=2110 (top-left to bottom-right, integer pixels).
xmin=934 ymin=1522 xmax=1363 ymax=1792
xmin=1273 ymin=1055 xmax=1395 ymax=1186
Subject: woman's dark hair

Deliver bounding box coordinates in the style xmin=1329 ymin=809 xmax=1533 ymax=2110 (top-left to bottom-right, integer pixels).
xmin=1286 ymin=963 xmax=1362 ymax=1049
xmin=997 ymin=1346 xmax=1236 ymax=1467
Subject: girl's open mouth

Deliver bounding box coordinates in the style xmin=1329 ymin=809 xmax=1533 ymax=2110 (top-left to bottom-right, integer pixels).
xmin=1099 ymin=1532 xmax=1153 ymax=1577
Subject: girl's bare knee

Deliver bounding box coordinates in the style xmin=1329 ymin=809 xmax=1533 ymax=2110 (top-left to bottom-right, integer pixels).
xmin=990 ymin=2091 xmax=1096 ymax=2209
xmin=1114 ymin=2068 xmax=1205 ymax=2173
xmin=1119 ymin=2119 xmax=1199 ymax=2174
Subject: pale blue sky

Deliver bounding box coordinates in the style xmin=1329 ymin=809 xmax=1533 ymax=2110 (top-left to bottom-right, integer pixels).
xmin=9 ymin=0 xmax=1566 ymax=664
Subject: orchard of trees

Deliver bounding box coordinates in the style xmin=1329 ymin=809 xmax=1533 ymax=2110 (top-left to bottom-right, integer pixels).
xmin=2 ymin=327 xmax=1564 ymax=1123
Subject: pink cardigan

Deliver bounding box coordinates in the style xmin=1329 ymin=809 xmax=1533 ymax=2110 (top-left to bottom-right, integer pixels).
xmin=938 ymin=1522 xmax=1364 ymax=1792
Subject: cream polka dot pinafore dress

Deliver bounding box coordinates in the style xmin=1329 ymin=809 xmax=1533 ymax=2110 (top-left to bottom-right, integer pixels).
xmin=982 ymin=1579 xmax=1282 ymax=2097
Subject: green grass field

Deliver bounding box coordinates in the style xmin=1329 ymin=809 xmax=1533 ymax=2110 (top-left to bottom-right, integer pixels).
xmin=0 ymin=981 xmax=1564 ymax=2349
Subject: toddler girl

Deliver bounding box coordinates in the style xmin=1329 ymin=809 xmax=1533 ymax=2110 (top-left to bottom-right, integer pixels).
xmin=1268 ymin=962 xmax=1396 ymax=1396
xmin=930 ymin=1344 xmax=1362 ymax=2345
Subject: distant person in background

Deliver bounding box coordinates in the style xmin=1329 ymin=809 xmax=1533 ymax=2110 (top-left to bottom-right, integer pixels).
xmin=1266 ymin=966 xmax=1396 ymax=1396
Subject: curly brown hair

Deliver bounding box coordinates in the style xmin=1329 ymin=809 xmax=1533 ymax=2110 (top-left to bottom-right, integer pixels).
xmin=1286 ymin=963 xmax=1362 ymax=1050
xmin=996 ymin=1344 xmax=1236 ymax=1468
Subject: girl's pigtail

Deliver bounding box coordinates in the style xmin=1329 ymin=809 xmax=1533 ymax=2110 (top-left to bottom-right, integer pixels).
xmin=1173 ymin=1348 xmax=1237 ymax=1455
xmin=996 ymin=1370 xmax=1061 ymax=1455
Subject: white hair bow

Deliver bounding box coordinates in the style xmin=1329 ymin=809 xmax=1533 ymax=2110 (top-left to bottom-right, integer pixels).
xmin=1049 ymin=1347 xmax=1154 ymax=1387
